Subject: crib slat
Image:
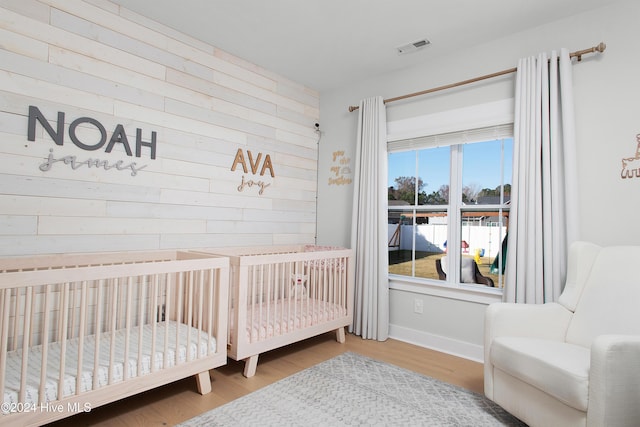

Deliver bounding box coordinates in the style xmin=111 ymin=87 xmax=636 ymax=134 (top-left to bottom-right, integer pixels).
xmin=186 ymin=271 xmax=193 ymax=362
xmin=93 ymin=279 xmax=103 ymax=390
xmin=76 ymin=281 xmax=88 ymax=395
xmin=207 ymin=269 xmax=213 ymax=356
xmin=0 ymin=288 xmax=10 ymax=405
xmin=108 ymin=280 xmax=118 ymax=385
xmin=303 ymin=263 xmax=309 ymax=327
xmin=137 ymin=276 xmax=145 ymax=378
xmin=331 ymin=260 xmax=336 ymax=314
xmin=19 ymin=287 xmax=34 ymax=404
xmin=327 ymin=261 xmax=333 ymax=317
xmin=266 ymin=264 xmax=272 ymax=344
xmin=57 ymin=282 xmax=65 ymax=343
xmin=29 ymin=286 xmax=37 ymax=348
xmin=293 ymin=262 xmax=298 ymax=332
xmin=38 ymin=284 xmax=52 ymax=404
xmin=163 ymin=273 xmax=171 ymax=369
xmin=332 ymin=258 xmax=337 ymax=315
xmin=325 ymin=262 xmax=331 ymax=318
xmin=340 ymin=256 xmax=347 ymax=313
xmin=124 ymin=276 xmax=133 ymax=380
xmin=278 ymin=263 xmax=284 ymax=339
xmin=150 ymin=274 xmax=158 ymax=373
xmin=293 ymin=262 xmax=300 ymax=329
xmin=249 ymin=267 xmax=255 ymax=343
xmin=70 ymin=283 xmax=77 ymax=343
xmin=11 ymin=287 xmax=20 ymax=352
xmin=258 ymin=265 xmax=264 ymax=341
xmin=226 ymin=269 xmax=233 ymax=348
xmin=284 ymin=263 xmax=290 ymax=336
xmin=176 ymin=272 xmax=184 ymax=364
xmin=7 ymin=275 xmax=18 ymax=352
xmin=196 ymin=270 xmax=203 ymax=358
xmin=57 ymin=283 xmax=70 ymax=403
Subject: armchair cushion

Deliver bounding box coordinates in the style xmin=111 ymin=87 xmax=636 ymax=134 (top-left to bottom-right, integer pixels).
xmin=491 ymin=337 xmax=590 ymax=411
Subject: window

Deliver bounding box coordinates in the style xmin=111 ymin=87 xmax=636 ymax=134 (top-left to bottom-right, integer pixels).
xmin=387 ymin=124 xmax=512 ymax=289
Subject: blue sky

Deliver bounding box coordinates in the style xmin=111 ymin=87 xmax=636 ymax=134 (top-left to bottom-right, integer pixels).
xmin=388 ymin=138 xmax=513 ymax=193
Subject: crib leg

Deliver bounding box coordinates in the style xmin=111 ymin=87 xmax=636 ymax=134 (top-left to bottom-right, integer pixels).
xmin=243 ymin=355 xmax=259 ymax=378
xmin=336 ymin=327 xmax=346 ymax=343
xmin=195 ymin=370 xmax=212 ymax=395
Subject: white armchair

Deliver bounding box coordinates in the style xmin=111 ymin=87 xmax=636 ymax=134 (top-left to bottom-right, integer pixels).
xmin=484 ymin=242 xmax=640 ymax=427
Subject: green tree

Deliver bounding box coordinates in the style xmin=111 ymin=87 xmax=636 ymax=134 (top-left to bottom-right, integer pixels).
xmin=388 ymin=176 xmax=427 ymax=204
xmin=477 ymin=184 xmax=512 ymax=199
xmin=424 ymin=184 xmax=448 ymax=205
xmin=462 ymin=183 xmax=481 ymax=204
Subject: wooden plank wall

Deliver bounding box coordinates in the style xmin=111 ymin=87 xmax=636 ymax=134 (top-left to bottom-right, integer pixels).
xmin=0 ymin=0 xmax=320 ymax=256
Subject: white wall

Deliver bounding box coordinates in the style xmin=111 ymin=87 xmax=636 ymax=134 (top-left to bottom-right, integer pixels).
xmin=0 ymin=0 xmax=320 ymax=256
xmin=391 ymin=224 xmax=506 ymax=258
xmin=317 ymin=0 xmax=640 ymax=358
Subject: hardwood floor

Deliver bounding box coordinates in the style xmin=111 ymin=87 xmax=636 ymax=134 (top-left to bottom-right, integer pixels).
xmin=47 ymin=332 xmax=484 ymax=426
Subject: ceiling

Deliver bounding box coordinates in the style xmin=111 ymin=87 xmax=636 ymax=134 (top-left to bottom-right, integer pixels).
xmin=109 ymin=0 xmax=618 ymax=92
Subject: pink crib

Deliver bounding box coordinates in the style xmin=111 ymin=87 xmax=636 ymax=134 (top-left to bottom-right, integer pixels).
xmin=0 ymin=250 xmax=228 ymax=426
xmin=198 ymin=245 xmax=353 ymax=377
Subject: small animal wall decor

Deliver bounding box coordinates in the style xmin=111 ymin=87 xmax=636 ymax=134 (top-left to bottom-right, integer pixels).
xmin=621 ymin=134 xmax=640 ymax=179
xmin=290 ymin=273 xmax=308 ymax=299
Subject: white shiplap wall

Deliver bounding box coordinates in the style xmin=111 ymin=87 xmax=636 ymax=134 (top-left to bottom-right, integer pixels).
xmin=0 ymin=0 xmax=320 ymax=256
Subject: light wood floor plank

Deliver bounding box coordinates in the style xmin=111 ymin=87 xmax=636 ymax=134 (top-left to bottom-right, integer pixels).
xmin=46 ymin=332 xmax=484 ymax=427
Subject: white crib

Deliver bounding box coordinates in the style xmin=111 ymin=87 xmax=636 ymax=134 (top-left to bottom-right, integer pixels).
xmin=198 ymin=245 xmax=353 ymax=377
xmin=0 ymin=250 xmax=229 ymax=427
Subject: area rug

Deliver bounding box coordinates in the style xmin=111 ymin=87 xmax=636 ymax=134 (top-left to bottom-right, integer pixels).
xmin=178 ymin=352 xmax=526 ymax=426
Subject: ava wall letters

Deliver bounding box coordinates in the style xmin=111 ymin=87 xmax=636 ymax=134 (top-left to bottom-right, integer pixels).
xmin=230 ymin=148 xmax=275 ymax=195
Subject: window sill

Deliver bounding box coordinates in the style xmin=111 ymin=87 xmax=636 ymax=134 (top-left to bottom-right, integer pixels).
xmin=388 ymin=274 xmax=503 ymax=305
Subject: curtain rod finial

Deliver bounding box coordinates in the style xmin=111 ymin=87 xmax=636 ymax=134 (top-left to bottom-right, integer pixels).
xmin=597 ymin=42 xmax=606 ymax=53
xmin=348 ymin=105 xmax=360 ymax=112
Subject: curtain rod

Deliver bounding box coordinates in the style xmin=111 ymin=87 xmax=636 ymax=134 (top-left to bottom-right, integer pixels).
xmin=348 ymin=42 xmax=606 ymax=112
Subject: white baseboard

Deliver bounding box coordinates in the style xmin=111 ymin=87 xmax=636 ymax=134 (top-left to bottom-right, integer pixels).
xmin=389 ymin=324 xmax=484 ymax=363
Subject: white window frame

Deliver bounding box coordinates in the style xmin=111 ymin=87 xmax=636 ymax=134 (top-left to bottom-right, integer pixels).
xmin=386 ymin=99 xmax=513 ymax=304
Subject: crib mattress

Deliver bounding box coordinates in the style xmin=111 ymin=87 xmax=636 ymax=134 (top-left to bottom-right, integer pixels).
xmin=2 ymin=321 xmax=216 ymax=407
xmin=233 ymin=299 xmax=347 ymax=343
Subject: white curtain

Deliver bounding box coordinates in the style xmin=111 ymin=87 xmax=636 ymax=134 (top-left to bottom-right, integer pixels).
xmin=349 ymin=96 xmax=389 ymax=341
xmin=505 ymin=49 xmax=580 ymax=303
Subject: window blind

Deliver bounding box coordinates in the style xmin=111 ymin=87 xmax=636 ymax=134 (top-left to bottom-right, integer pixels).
xmin=388 ymin=123 xmax=513 ymax=152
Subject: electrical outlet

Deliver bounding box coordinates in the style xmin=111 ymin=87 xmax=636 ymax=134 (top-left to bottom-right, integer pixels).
xmin=414 ymin=298 xmax=423 ymax=314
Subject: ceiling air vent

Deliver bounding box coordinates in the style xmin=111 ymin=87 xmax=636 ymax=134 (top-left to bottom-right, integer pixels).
xmin=396 ymin=38 xmax=431 ymax=55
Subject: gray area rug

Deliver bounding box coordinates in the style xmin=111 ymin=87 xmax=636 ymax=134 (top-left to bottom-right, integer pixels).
xmin=178 ymin=352 xmax=526 ymax=426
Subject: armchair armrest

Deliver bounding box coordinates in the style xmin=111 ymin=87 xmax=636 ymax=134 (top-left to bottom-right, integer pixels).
xmin=484 ymin=302 xmax=572 ymax=398
xmin=588 ymin=335 xmax=640 ymax=427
